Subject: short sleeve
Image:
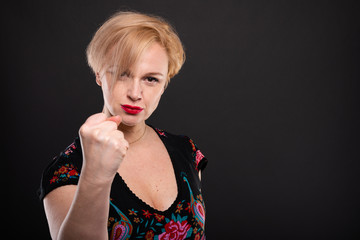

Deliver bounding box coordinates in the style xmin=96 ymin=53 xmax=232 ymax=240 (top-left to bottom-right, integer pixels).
xmin=184 ymin=136 xmax=208 ymax=172
xmin=38 ymin=138 xmax=83 ymax=200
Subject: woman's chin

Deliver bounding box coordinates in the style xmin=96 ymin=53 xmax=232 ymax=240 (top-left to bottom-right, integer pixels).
xmin=120 ymin=114 xmax=145 ymax=127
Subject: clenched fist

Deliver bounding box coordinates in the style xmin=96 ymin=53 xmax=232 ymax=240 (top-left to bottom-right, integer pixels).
xmin=78 ymin=113 xmax=129 ymax=185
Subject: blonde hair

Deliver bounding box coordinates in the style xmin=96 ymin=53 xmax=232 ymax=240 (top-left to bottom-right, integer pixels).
xmin=86 ymin=11 xmax=185 ymax=86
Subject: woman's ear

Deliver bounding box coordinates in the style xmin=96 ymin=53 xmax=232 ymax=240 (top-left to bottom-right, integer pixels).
xmin=95 ymin=72 xmax=102 ymax=86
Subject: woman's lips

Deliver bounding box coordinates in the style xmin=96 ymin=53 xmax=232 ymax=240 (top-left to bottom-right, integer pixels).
xmin=121 ymin=104 xmax=144 ymax=114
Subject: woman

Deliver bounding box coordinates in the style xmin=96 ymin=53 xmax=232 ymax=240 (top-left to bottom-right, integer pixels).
xmin=39 ymin=11 xmax=208 ymax=240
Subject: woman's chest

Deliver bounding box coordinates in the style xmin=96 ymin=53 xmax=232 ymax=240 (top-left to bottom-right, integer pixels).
xmin=108 ymin=171 xmax=206 ymax=240
xmin=118 ymin=139 xmax=178 ymax=211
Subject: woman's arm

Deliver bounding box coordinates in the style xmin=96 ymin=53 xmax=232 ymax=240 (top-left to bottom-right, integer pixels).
xmin=44 ymin=178 xmax=112 ymax=240
xmin=43 ymin=113 xmax=128 ymax=240
xmin=43 ymin=186 xmax=76 ymax=240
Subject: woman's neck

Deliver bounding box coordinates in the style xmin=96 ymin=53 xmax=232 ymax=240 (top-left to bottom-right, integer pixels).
xmin=119 ymin=122 xmax=147 ymax=144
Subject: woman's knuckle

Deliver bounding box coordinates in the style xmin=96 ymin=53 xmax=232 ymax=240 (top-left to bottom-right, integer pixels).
xmin=79 ymin=125 xmax=88 ymax=136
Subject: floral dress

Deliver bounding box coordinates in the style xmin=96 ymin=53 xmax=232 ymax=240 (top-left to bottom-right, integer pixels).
xmin=39 ymin=126 xmax=208 ymax=240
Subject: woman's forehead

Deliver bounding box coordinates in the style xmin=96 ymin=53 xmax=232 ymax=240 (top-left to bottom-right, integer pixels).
xmin=132 ymin=43 xmax=168 ymax=74
xmin=106 ymin=43 xmax=168 ymax=77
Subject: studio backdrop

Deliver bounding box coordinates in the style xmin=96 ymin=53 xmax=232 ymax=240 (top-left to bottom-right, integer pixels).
xmin=4 ymin=0 xmax=360 ymax=239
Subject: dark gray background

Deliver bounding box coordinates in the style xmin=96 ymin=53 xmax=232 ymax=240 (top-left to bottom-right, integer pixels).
xmin=4 ymin=0 xmax=360 ymax=239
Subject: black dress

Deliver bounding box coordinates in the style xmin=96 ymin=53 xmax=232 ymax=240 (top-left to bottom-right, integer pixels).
xmin=39 ymin=126 xmax=208 ymax=240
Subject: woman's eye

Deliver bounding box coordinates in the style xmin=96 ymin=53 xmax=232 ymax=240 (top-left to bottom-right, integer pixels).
xmin=145 ymin=77 xmax=159 ymax=82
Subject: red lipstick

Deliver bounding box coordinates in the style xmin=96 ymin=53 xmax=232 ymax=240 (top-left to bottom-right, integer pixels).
xmin=121 ymin=104 xmax=144 ymax=115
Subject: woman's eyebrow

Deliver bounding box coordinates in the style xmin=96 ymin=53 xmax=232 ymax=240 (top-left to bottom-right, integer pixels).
xmin=144 ymin=72 xmax=164 ymax=76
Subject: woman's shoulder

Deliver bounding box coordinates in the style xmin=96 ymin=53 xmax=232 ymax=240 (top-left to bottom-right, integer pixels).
xmin=38 ymin=137 xmax=83 ymax=200
xmin=152 ymin=126 xmax=208 ymax=172
xmin=152 ymin=126 xmax=194 ymax=150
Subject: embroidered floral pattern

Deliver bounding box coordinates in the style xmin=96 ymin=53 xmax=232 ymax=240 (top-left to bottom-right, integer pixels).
xmin=143 ymin=210 xmax=153 ymax=219
xmin=189 ymin=138 xmax=197 ymax=152
xmin=182 ymin=174 xmax=206 ymax=229
xmin=157 ymin=216 xmax=192 ymax=240
xmin=107 ymin=173 xmax=206 ymax=239
xmin=195 ymin=150 xmax=205 ymax=168
xmin=50 ymin=163 xmax=79 ymax=184
xmin=49 ymin=141 xmax=80 ymax=184
xmin=109 ymin=200 xmax=133 ymax=240
xmin=62 ymin=142 xmax=77 ymax=157
xmin=155 ymin=128 xmax=167 ymax=137
xmin=154 ymin=213 xmax=165 ymax=222
xmin=145 ymin=230 xmax=155 ymax=240
xmin=188 ymin=138 xmax=206 ymax=171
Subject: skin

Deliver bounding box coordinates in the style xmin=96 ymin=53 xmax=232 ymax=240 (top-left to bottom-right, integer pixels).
xmin=43 ymin=43 xmax=201 ymax=240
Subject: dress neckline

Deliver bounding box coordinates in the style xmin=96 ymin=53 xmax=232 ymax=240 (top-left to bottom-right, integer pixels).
xmin=114 ymin=125 xmax=182 ymax=214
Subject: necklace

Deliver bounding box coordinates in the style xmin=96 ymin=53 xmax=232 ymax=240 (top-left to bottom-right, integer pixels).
xmin=129 ymin=126 xmax=147 ymax=144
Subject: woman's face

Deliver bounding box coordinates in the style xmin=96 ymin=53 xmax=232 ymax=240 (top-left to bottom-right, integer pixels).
xmin=97 ymin=43 xmax=169 ymax=127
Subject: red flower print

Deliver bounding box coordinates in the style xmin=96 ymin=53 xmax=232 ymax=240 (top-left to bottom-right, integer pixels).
xmin=68 ymin=169 xmax=78 ymax=176
xmin=195 ymin=150 xmax=204 ymax=166
xmin=158 ymin=220 xmax=191 ymax=240
xmin=154 ymin=213 xmax=165 ymax=222
xmin=58 ymin=166 xmax=68 ymax=174
xmin=155 ymin=128 xmax=167 ymax=137
xmin=51 ymin=164 xmax=79 ymax=184
xmin=50 ymin=176 xmax=58 ymax=184
xmin=185 ymin=202 xmax=191 ymax=213
xmin=142 ymin=210 xmax=152 ymax=218
xmin=145 ymin=230 xmax=155 ymax=240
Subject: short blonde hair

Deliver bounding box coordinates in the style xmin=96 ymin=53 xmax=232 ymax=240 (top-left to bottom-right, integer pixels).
xmin=86 ymin=11 xmax=185 ymax=85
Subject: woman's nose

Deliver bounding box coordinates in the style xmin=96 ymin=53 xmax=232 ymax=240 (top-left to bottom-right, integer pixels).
xmin=127 ymin=79 xmax=142 ymax=101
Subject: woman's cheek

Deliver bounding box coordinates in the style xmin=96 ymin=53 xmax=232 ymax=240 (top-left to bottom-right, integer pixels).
xmin=145 ymin=94 xmax=162 ymax=118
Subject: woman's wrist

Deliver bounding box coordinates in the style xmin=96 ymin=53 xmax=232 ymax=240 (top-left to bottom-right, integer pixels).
xmin=79 ymin=168 xmax=115 ymax=189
